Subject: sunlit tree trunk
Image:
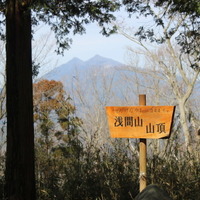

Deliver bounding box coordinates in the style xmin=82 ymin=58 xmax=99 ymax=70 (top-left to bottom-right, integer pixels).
xmin=5 ymin=0 xmax=36 ymax=199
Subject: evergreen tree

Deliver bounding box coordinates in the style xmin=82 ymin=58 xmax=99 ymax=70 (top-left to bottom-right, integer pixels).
xmin=0 ymin=1 xmax=120 ymax=199
xmin=33 ymin=80 xmax=83 ymax=199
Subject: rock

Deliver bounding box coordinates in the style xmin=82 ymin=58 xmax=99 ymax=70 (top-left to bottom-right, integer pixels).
xmin=135 ymin=184 xmax=172 ymax=200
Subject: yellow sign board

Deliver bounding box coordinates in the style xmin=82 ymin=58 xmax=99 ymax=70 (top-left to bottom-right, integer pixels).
xmin=106 ymin=106 xmax=175 ymax=139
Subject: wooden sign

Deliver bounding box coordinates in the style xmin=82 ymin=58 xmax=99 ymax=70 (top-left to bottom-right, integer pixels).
xmin=106 ymin=106 xmax=175 ymax=139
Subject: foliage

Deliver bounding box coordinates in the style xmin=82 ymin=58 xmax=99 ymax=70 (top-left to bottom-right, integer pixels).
xmin=2 ymin=1 xmax=121 ymax=198
xmin=117 ymin=0 xmax=200 ymax=151
xmin=155 ymin=0 xmax=200 ymax=16
xmin=0 ymin=111 xmax=199 ymax=200
xmin=122 ymin=0 xmax=200 ymax=65
xmin=1 ymin=0 xmax=200 ymax=197
xmin=33 ymin=79 xmax=81 ymax=151
xmin=0 ymin=138 xmax=199 ymax=199
xmin=32 ymin=61 xmax=40 ymax=78
xmin=147 ymin=151 xmax=200 ymax=199
xmin=35 ymin=138 xmax=139 ymax=200
xmin=0 ymin=0 xmax=120 ymax=54
xmin=122 ymin=0 xmax=200 ymax=16
xmin=31 ymin=80 xmax=200 ymax=199
xmin=33 ymin=80 xmax=139 ymax=200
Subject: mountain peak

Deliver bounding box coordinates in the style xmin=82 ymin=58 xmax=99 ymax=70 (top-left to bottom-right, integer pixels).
xmin=90 ymin=54 xmax=104 ymax=59
xmin=67 ymin=57 xmax=84 ymax=65
xmin=85 ymin=55 xmax=123 ymax=67
xmin=41 ymin=55 xmax=124 ymax=81
xmin=86 ymin=55 xmax=110 ymax=62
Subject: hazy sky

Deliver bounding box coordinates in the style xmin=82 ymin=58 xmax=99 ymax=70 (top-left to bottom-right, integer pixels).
xmin=33 ymin=9 xmax=137 ymax=77
xmin=0 ymin=10 xmax=147 ymax=83
xmin=34 ymin=22 xmax=132 ymax=77
xmin=60 ymin=23 xmax=131 ymax=64
xmin=0 ymin=11 xmax=134 ymax=83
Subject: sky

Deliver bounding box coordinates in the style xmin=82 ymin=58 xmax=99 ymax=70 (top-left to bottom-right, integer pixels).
xmin=0 ymin=5 xmax=164 ymax=84
xmin=0 ymin=8 xmax=147 ymax=83
xmin=58 ymin=24 xmax=131 ymax=64
xmin=33 ymin=11 xmax=136 ymax=77
xmin=0 ymin=10 xmax=135 ymax=84
xmin=35 ymin=23 xmax=132 ymax=77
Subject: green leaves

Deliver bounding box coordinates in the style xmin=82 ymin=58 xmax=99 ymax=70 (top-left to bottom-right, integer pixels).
xmin=30 ymin=0 xmax=121 ymax=54
xmin=122 ymin=0 xmax=200 ymax=64
xmin=0 ymin=0 xmax=121 ymax=54
xmin=156 ymin=0 xmax=200 ymax=16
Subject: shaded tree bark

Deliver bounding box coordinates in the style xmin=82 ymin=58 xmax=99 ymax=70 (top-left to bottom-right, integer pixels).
xmin=5 ymin=0 xmax=35 ymax=199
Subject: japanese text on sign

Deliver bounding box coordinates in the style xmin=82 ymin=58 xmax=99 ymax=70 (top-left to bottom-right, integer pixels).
xmin=106 ymin=106 xmax=175 ymax=139
xmin=114 ymin=116 xmax=166 ymax=134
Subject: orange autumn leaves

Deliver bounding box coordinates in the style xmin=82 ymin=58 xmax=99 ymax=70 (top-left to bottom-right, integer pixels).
xmin=33 ymin=80 xmax=78 ymax=130
xmin=33 ymin=80 xmax=65 ymax=112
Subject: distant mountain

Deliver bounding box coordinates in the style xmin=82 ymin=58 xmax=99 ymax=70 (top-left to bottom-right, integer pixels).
xmin=41 ymin=55 xmax=200 ymax=110
xmin=84 ymin=55 xmax=123 ymax=68
xmin=39 ymin=55 xmax=129 ymax=111
xmin=42 ymin=55 xmax=124 ymax=81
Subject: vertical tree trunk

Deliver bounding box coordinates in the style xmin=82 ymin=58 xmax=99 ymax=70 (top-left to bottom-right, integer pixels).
xmin=178 ymin=99 xmax=191 ymax=152
xmin=5 ymin=0 xmax=36 ymax=199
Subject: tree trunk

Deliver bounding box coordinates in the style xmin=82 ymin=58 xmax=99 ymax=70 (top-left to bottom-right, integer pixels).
xmin=178 ymin=99 xmax=191 ymax=152
xmin=5 ymin=0 xmax=36 ymax=199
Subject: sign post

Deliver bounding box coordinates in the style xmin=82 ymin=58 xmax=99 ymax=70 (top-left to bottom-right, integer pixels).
xmin=139 ymin=94 xmax=147 ymax=192
xmin=106 ymin=95 xmax=175 ymax=192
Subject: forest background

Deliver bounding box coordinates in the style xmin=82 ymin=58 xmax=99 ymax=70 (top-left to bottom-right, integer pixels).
xmin=0 ymin=0 xmax=200 ymax=199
